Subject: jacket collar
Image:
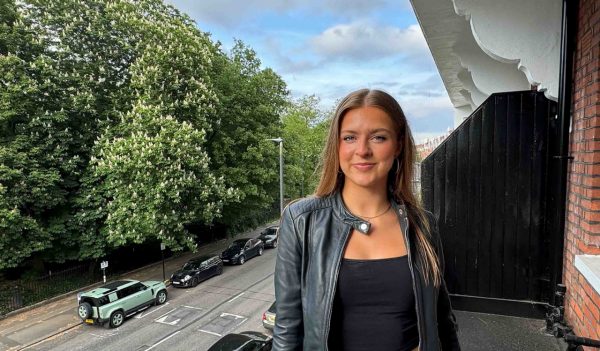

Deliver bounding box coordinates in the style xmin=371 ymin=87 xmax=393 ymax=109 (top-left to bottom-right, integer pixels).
xmin=332 ymin=191 xmax=408 ymax=235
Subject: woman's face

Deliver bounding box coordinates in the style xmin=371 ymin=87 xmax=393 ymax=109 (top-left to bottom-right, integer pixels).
xmin=338 ymin=106 xmax=400 ymax=191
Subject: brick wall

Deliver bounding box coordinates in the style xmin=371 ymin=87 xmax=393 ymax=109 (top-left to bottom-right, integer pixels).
xmin=564 ymin=0 xmax=600 ymax=347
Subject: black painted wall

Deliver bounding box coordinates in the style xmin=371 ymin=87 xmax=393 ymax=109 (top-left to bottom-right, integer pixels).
xmin=422 ymin=91 xmax=559 ymax=306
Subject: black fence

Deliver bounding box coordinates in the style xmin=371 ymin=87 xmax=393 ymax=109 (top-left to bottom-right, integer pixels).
xmin=421 ymin=91 xmax=560 ymax=318
xmin=0 ymin=264 xmax=103 ymax=316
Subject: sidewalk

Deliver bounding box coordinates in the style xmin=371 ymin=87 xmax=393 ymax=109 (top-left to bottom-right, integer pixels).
xmin=0 ymin=222 xmax=277 ymax=351
xmin=455 ymin=310 xmax=568 ymax=351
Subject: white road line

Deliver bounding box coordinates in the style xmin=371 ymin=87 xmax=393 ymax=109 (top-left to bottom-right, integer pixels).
xmin=182 ymin=305 xmax=203 ymax=310
xmin=153 ymin=307 xmax=176 ymax=321
xmin=145 ymin=330 xmax=181 ymax=351
xmin=199 ymin=329 xmax=222 ymax=337
xmin=227 ymin=292 xmax=244 ymax=303
xmin=220 ymin=312 xmax=246 ymax=319
xmin=135 ymin=302 xmax=169 ymax=319
xmin=155 ymin=316 xmax=181 ymax=326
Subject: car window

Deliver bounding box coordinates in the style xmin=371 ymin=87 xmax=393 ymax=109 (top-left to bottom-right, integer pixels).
xmin=116 ymin=284 xmax=140 ymax=299
xmin=241 ymin=341 xmax=263 ymax=351
xmin=131 ymin=282 xmax=145 ymax=293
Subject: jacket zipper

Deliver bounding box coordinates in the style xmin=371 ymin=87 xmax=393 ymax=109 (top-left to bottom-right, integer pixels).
xmin=402 ymin=213 xmax=425 ymax=350
xmin=324 ymin=225 xmax=352 ymax=351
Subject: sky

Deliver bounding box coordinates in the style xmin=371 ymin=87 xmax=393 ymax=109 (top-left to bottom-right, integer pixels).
xmin=164 ymin=0 xmax=454 ymax=144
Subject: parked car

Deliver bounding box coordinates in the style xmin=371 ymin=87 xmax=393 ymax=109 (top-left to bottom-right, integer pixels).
xmin=207 ymin=331 xmax=272 ymax=351
xmin=257 ymin=225 xmax=279 ymax=248
xmin=171 ymin=255 xmax=223 ymax=288
xmin=220 ymin=238 xmax=264 ymax=265
xmin=77 ymin=279 xmax=167 ymax=328
xmin=262 ymin=301 xmax=276 ymax=330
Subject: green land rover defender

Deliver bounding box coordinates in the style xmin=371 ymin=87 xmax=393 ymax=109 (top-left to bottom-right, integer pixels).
xmin=77 ymin=279 xmax=167 ymax=328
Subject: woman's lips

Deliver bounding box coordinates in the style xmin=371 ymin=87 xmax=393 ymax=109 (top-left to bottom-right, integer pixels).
xmin=352 ymin=163 xmax=375 ymax=171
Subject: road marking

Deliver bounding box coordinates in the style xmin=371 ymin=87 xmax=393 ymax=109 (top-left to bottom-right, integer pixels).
xmin=145 ymin=330 xmax=181 ymax=351
xmin=220 ymin=312 xmax=245 ymax=319
xmin=90 ymin=331 xmax=119 ymax=338
xmin=156 ymin=316 xmax=181 ymax=326
xmin=182 ymin=305 xmax=203 ymax=310
xmin=141 ymin=272 xmax=274 ymax=351
xmin=199 ymin=329 xmax=222 ymax=337
xmin=227 ymin=292 xmax=244 ymax=303
xmin=135 ymin=302 xmax=170 ymax=319
xmin=153 ymin=308 xmax=176 ymax=321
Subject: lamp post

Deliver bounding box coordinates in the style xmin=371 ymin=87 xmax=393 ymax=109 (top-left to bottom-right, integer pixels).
xmin=267 ymin=137 xmax=284 ymax=214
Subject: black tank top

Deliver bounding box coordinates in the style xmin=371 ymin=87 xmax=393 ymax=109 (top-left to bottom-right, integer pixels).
xmin=328 ymin=256 xmax=419 ymax=351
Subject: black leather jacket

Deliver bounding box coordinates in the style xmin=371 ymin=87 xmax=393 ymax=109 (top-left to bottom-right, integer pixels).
xmin=273 ymin=192 xmax=461 ymax=351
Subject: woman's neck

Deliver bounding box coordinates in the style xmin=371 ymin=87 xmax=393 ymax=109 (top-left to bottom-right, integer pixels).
xmin=341 ymin=183 xmax=390 ymax=218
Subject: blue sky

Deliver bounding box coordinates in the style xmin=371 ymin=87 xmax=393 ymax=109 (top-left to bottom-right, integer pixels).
xmin=165 ymin=0 xmax=453 ymax=143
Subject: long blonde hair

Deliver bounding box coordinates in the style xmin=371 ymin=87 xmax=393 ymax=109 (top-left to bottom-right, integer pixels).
xmin=315 ymin=88 xmax=442 ymax=287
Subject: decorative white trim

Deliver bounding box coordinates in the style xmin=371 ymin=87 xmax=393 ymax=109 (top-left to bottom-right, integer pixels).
xmin=451 ymin=0 xmax=561 ymax=101
xmin=574 ymin=255 xmax=600 ymax=295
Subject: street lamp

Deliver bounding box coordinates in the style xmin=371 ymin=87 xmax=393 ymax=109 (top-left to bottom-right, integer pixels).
xmin=267 ymin=137 xmax=284 ymax=214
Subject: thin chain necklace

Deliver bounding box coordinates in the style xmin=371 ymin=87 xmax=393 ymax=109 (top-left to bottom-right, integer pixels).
xmin=352 ymin=203 xmax=392 ymax=220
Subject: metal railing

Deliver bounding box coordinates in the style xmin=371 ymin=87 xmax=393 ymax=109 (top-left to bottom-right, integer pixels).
xmin=0 ymin=265 xmax=102 ymax=317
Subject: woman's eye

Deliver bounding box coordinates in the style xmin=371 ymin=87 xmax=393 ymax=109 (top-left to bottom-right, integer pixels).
xmin=342 ymin=135 xmax=356 ymax=142
xmin=372 ymin=135 xmax=387 ymax=142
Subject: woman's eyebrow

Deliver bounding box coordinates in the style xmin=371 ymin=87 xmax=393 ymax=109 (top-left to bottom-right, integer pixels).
xmin=369 ymin=128 xmax=393 ymax=134
xmin=340 ymin=128 xmax=393 ymax=134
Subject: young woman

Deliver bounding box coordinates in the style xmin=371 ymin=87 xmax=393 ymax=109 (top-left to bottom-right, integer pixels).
xmin=273 ymin=89 xmax=460 ymax=351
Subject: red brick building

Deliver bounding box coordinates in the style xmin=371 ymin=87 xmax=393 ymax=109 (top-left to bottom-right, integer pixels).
xmin=564 ymin=0 xmax=600 ymax=344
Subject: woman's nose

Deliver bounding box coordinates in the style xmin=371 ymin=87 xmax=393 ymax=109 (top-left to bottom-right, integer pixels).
xmin=355 ymin=139 xmax=372 ymax=157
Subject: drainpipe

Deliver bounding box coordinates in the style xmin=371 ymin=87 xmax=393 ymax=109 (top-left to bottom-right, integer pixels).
xmin=550 ymin=0 xmax=577 ymax=306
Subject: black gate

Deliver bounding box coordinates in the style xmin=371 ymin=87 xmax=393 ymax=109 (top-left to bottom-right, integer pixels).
xmin=421 ymin=91 xmax=560 ymax=318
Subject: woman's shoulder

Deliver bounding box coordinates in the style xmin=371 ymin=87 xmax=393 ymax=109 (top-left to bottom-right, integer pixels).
xmin=285 ymin=194 xmax=335 ymax=219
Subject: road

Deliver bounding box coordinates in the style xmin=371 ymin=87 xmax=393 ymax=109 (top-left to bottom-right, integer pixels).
xmin=31 ymin=248 xmax=276 ymax=351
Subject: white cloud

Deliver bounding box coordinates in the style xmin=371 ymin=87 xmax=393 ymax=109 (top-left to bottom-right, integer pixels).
xmin=310 ymin=22 xmax=429 ymax=61
xmin=166 ymin=0 xmax=397 ymax=28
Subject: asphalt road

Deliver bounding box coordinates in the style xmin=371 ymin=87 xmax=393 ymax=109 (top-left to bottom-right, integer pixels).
xmin=31 ymin=248 xmax=277 ymax=351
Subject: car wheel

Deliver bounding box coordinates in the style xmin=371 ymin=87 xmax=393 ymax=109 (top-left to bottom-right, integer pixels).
xmin=77 ymin=302 xmax=92 ymax=320
xmin=258 ymin=246 xmax=264 ymax=256
xmin=156 ymin=289 xmax=168 ymax=305
xmin=192 ymin=277 xmax=199 ymax=287
xmin=238 ymin=255 xmax=245 ymax=265
xmin=109 ymin=310 xmax=125 ymax=328
xmin=272 ymin=240 xmax=278 ymax=248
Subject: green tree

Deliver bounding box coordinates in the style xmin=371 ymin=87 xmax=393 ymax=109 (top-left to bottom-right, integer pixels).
xmin=206 ymin=40 xmax=288 ymax=233
xmin=0 ymin=0 xmax=239 ymax=268
xmin=74 ymin=0 xmax=235 ymax=255
xmin=281 ymin=96 xmax=330 ymax=199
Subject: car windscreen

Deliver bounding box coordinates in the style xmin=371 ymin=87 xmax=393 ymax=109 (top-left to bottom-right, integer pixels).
xmin=183 ymin=262 xmax=199 ymax=270
xmin=230 ymin=241 xmax=245 ymax=248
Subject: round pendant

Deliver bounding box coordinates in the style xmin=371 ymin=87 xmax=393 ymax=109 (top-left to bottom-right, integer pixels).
xmin=359 ymin=223 xmax=369 ymax=232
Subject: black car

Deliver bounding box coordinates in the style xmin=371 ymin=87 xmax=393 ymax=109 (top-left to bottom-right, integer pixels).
xmin=257 ymin=225 xmax=279 ymax=248
xmin=220 ymin=238 xmax=264 ymax=265
xmin=207 ymin=331 xmax=272 ymax=351
xmin=170 ymin=255 xmax=223 ymax=288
